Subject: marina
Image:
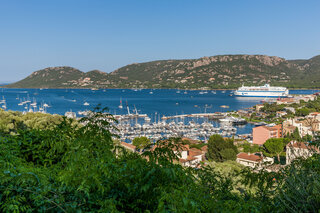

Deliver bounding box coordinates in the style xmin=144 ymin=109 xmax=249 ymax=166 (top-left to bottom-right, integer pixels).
xmin=0 ymin=88 xmax=318 ymax=142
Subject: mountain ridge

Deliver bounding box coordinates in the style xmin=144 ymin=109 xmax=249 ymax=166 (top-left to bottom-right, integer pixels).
xmin=4 ymin=54 xmax=320 ymax=89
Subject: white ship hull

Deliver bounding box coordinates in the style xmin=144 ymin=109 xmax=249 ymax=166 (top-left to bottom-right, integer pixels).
xmin=234 ymin=91 xmax=288 ymax=97
xmin=234 ymin=84 xmax=289 ymax=97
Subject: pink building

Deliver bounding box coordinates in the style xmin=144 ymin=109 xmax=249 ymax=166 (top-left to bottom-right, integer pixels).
xmin=252 ymin=125 xmax=282 ymax=145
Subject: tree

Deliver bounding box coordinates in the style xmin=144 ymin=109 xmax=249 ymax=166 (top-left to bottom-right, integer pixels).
xmin=207 ymin=134 xmax=238 ymax=162
xmin=263 ymin=138 xmax=286 ymax=163
xmin=132 ymin=136 xmax=151 ymax=150
xmin=292 ymin=127 xmax=301 ymax=141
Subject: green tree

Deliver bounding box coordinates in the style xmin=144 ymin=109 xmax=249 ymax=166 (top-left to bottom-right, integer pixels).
xmin=263 ymin=138 xmax=286 ymax=163
xmin=132 ymin=136 xmax=151 ymax=150
xmin=292 ymin=127 xmax=301 ymax=141
xmin=207 ymin=134 xmax=238 ymax=162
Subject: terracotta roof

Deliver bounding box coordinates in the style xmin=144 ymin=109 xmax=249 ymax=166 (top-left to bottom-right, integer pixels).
xmin=179 ymin=156 xmax=197 ymax=163
xmin=309 ymin=112 xmax=320 ymax=115
xmin=201 ymin=145 xmax=208 ymax=152
xmin=120 ymin=142 xmax=136 ymax=150
xmin=237 ymin=152 xmax=262 ymax=162
xmin=284 ymin=125 xmax=296 ymax=130
xmin=287 ymin=142 xmax=319 ymax=151
xmin=189 ymin=148 xmax=203 ymax=157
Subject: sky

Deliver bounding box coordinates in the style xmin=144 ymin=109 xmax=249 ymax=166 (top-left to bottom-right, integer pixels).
xmin=0 ymin=0 xmax=319 ymax=82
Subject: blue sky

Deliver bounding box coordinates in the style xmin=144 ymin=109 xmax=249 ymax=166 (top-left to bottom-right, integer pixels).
xmin=0 ymin=0 xmax=319 ymax=82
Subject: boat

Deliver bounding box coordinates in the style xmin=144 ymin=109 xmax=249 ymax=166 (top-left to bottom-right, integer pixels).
xmin=234 ymin=84 xmax=289 ymax=97
xmin=83 ymin=102 xmax=90 ymax=106
xmin=119 ymin=98 xmax=123 ymax=109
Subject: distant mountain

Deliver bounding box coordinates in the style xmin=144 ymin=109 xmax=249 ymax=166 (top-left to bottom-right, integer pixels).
xmin=5 ymin=54 xmax=320 ymax=89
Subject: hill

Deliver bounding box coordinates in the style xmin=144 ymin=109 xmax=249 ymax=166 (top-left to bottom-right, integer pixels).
xmin=5 ymin=54 xmax=320 ymax=89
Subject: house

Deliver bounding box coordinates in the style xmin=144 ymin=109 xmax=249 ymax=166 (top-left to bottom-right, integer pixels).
xmin=286 ymin=141 xmax=319 ymax=164
xmin=276 ymin=98 xmax=297 ymax=105
xmin=151 ymin=143 xmax=205 ymax=168
xmin=282 ymin=125 xmax=296 ymax=136
xmin=255 ymin=104 xmax=264 ymax=113
xmin=236 ymin=152 xmax=274 ymax=169
xmin=276 ymin=111 xmax=287 ymax=117
xmin=284 ymin=107 xmax=296 ymax=114
xmin=179 ymin=146 xmax=204 ymax=168
xmin=120 ymin=142 xmax=137 ymax=152
xmin=283 ymin=118 xmax=313 ymax=137
xmin=252 ymin=124 xmax=282 ymax=145
xmin=307 ymin=112 xmax=320 ymax=121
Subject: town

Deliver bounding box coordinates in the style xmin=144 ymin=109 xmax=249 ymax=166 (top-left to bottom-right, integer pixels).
xmin=119 ymin=92 xmax=320 ymax=171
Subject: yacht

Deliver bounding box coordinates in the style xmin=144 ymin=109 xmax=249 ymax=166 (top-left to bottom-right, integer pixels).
xmin=118 ymin=98 xmax=123 ymax=109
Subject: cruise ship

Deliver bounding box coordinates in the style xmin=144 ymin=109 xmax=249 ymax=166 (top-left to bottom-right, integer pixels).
xmin=234 ymin=84 xmax=289 ymax=97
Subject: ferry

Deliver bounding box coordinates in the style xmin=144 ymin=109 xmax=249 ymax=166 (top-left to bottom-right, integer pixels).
xmin=234 ymin=84 xmax=289 ymax=97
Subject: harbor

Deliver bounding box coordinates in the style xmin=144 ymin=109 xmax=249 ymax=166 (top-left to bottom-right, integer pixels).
xmin=0 ymin=88 xmax=318 ymax=142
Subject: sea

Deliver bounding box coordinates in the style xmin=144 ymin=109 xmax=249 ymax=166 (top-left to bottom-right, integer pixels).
xmin=0 ymin=88 xmax=318 ymax=135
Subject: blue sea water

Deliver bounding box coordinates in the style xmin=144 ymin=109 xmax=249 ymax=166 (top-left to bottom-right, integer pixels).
xmin=0 ymin=88 xmax=318 ymax=135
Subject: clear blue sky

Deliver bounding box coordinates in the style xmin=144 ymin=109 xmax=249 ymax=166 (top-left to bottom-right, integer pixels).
xmin=0 ymin=0 xmax=319 ymax=82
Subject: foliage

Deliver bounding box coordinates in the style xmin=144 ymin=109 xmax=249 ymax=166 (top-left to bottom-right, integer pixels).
xmin=285 ymin=127 xmax=302 ymax=142
xmin=5 ymin=55 xmax=320 ymax=89
xmin=207 ymin=135 xmax=238 ymax=162
xmin=240 ymin=142 xmax=261 ymax=153
xmin=132 ymin=136 xmax=151 ymax=150
xmin=296 ymin=107 xmax=312 ymax=116
xmin=0 ymin=107 xmax=320 ymax=212
xmin=263 ymin=138 xmax=289 ymax=163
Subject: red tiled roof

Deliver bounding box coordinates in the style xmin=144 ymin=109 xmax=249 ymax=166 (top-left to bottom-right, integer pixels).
xmin=179 ymin=156 xmax=197 ymax=163
xmin=287 ymin=142 xmax=319 ymax=151
xmin=120 ymin=142 xmax=136 ymax=149
xmin=237 ymin=152 xmax=262 ymax=162
xmin=201 ymin=145 xmax=208 ymax=152
xmin=189 ymin=148 xmax=203 ymax=157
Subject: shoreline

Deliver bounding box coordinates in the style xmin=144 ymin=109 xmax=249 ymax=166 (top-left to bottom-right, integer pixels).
xmin=2 ymin=87 xmax=320 ymax=91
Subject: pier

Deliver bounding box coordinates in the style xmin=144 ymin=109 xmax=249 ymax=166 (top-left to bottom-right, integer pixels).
xmin=161 ymin=112 xmax=227 ymax=120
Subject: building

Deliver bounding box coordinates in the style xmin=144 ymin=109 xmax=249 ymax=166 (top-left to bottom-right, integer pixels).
xmin=255 ymin=104 xmax=264 ymax=113
xmin=276 ymin=111 xmax=287 ymax=117
xmin=276 ymin=98 xmax=297 ymax=105
xmin=120 ymin=142 xmax=137 ymax=152
xmin=283 ymin=118 xmax=313 ymax=137
xmin=151 ymin=143 xmax=205 ymax=168
xmin=179 ymin=146 xmax=204 ymax=168
xmin=252 ymin=124 xmax=282 ymax=145
xmin=236 ymin=152 xmax=274 ymax=169
xmin=286 ymin=141 xmax=319 ymax=165
xmin=284 ymin=107 xmax=296 ymax=114
xmin=282 ymin=125 xmax=296 ymax=136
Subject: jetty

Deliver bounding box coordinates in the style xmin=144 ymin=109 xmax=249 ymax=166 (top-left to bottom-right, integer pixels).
xmin=161 ymin=112 xmax=226 ymax=120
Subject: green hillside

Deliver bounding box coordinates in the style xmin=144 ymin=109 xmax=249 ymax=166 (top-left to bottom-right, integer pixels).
xmin=4 ymin=54 xmax=320 ymax=89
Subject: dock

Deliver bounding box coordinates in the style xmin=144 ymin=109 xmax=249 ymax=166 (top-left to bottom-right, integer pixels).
xmin=161 ymin=112 xmax=227 ymax=120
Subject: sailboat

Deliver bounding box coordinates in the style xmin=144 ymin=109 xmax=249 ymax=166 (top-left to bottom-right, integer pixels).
xmin=118 ymin=98 xmax=123 ymax=109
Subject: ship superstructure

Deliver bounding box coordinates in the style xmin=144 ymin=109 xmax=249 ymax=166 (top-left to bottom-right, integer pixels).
xmin=234 ymin=84 xmax=289 ymax=97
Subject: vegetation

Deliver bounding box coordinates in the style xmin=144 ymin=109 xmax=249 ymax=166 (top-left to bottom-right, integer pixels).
xmin=239 ymin=141 xmax=261 ymax=153
xmin=5 ymin=54 xmax=320 ymax=89
xmin=207 ymin=134 xmax=238 ymax=162
xmin=263 ymin=138 xmax=289 ymax=162
xmin=0 ymin=107 xmax=320 ymax=212
xmin=132 ymin=136 xmax=151 ymax=150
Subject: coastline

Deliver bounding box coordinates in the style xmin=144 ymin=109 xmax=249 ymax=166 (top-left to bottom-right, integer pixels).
xmin=2 ymin=87 xmax=320 ymax=91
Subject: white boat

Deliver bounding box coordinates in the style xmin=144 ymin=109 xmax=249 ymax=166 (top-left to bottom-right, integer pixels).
xmin=0 ymin=96 xmax=6 ymax=104
xmin=83 ymin=102 xmax=90 ymax=106
xmin=118 ymin=98 xmax=123 ymax=109
xmin=234 ymin=84 xmax=289 ymax=97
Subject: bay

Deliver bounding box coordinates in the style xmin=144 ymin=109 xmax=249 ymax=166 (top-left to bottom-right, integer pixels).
xmin=0 ymin=88 xmax=318 ymax=135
